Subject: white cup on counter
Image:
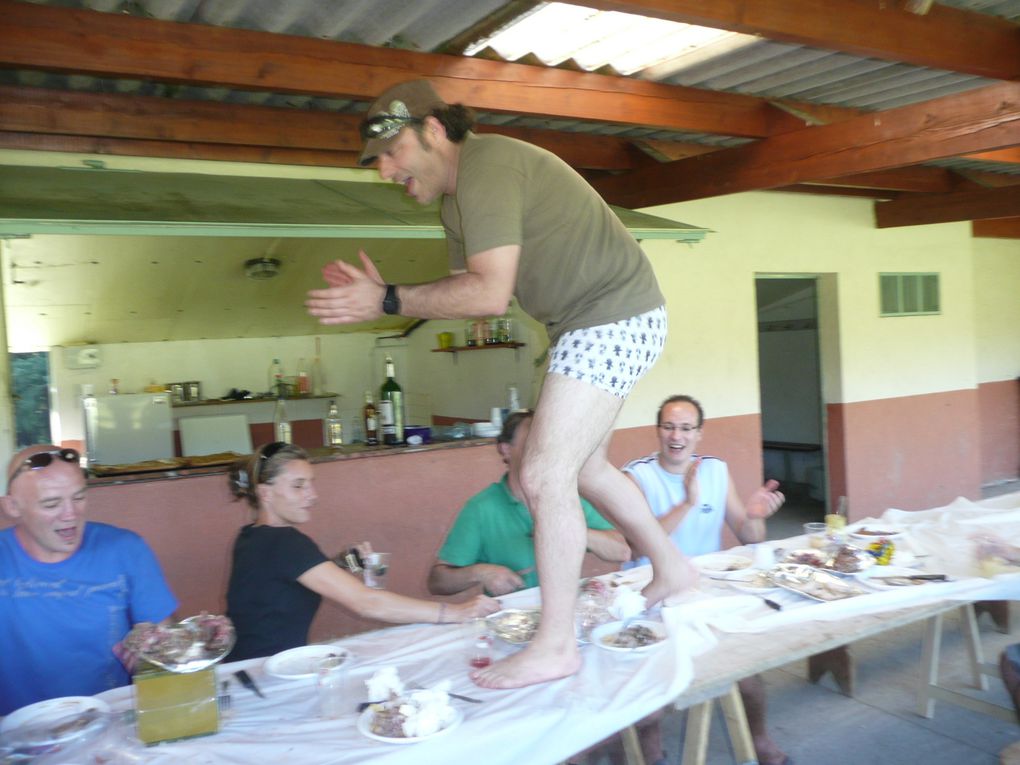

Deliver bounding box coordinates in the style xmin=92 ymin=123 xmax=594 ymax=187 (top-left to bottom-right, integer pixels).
xmin=490 ymin=407 xmax=504 ymax=428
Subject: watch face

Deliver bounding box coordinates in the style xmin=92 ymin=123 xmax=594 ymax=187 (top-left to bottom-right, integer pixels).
xmin=383 ymin=284 xmax=400 ymax=315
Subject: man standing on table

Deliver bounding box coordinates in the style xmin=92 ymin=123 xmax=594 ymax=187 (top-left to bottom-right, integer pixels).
xmin=306 ymin=79 xmax=696 ymax=689
xmin=0 ymin=445 xmax=177 ymax=714
xmin=622 ymin=395 xmax=788 ymax=765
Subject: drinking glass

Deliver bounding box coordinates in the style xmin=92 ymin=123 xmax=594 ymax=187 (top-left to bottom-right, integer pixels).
xmin=574 ymin=590 xmax=609 ymax=642
xmin=467 ymin=619 xmax=493 ymax=669
xmin=362 ymin=552 xmax=390 ymax=589
xmin=803 ymin=522 xmax=828 ymax=549
xmin=317 ymin=655 xmax=349 ymax=718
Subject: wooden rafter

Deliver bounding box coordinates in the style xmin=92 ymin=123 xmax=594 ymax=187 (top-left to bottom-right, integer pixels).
xmin=973 ymin=218 xmax=1020 ymax=238
xmin=0 ymin=0 xmax=805 ymax=139
xmin=592 ymin=82 xmax=1020 ymax=208
xmin=875 ymin=185 xmax=1020 ymax=227
xmin=0 ymin=85 xmax=643 ymax=172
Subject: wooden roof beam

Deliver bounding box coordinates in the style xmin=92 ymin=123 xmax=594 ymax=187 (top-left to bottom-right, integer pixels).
xmin=973 ymin=218 xmax=1020 ymax=238
xmin=0 ymin=0 xmax=804 ymax=139
xmin=592 ymin=82 xmax=1020 ymax=208
xmin=875 ymin=185 xmax=1020 ymax=227
xmin=0 ymin=86 xmax=642 ymax=172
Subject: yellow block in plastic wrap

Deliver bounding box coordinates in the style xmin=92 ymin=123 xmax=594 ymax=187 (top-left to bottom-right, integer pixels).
xmin=134 ymin=664 xmax=219 ymax=745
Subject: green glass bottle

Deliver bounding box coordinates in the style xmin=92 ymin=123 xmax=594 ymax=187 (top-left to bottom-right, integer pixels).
xmin=379 ymin=355 xmax=404 ymax=445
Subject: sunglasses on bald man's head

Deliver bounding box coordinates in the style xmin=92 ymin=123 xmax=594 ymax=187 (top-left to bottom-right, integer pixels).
xmin=360 ymin=113 xmax=423 ymax=141
xmin=8 ymin=448 xmax=80 ymax=484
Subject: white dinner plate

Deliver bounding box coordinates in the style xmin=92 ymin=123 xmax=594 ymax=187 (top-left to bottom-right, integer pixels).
xmin=725 ymin=571 xmax=782 ymax=593
xmin=691 ymin=553 xmax=753 ymax=578
xmin=1 ymin=696 xmax=109 ymax=749
xmin=591 ymin=620 xmax=667 ymax=653
xmin=847 ymin=523 xmax=906 ymax=542
xmin=357 ymin=705 xmax=462 ymax=744
xmin=263 ymin=645 xmax=352 ymax=680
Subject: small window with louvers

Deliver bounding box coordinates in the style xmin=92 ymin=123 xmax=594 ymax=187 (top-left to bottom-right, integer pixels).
xmin=879 ymin=273 xmax=940 ymax=316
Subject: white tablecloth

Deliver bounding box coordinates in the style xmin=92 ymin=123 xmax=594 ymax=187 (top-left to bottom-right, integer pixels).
xmin=21 ymin=492 xmax=1020 ymax=765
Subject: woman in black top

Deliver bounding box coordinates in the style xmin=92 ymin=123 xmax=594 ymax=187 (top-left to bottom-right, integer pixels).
xmin=226 ymin=442 xmax=498 ymax=660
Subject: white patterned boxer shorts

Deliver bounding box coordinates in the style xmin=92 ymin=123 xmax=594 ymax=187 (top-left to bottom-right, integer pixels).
xmin=547 ymin=305 xmax=667 ymax=397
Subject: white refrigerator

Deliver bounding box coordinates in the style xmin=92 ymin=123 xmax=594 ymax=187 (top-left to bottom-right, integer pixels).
xmin=83 ymin=393 xmax=175 ymax=466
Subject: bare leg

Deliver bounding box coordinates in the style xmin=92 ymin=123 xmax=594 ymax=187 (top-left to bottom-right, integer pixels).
xmin=738 ymin=675 xmax=787 ymax=765
xmin=472 ymin=372 xmax=696 ymax=689
xmin=578 ymin=431 xmax=698 ymax=607
xmin=634 ymin=709 xmax=666 ymax=765
xmin=472 ymin=374 xmax=622 ymax=688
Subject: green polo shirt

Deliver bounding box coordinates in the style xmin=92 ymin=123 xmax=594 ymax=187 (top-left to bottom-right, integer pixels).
xmin=437 ymin=475 xmax=614 ymax=590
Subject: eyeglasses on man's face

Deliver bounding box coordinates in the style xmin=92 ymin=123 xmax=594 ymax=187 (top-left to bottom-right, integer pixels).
xmin=8 ymin=448 xmax=80 ymax=484
xmin=658 ymin=424 xmax=701 ymax=434
xmin=360 ymin=114 xmax=423 ymax=141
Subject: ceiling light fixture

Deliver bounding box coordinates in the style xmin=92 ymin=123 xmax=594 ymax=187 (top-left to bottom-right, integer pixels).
xmin=244 ymin=257 xmax=281 ymax=280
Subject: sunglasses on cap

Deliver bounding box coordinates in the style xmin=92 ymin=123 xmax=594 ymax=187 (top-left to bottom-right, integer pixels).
xmin=9 ymin=448 xmax=80 ymax=484
xmin=360 ymin=113 xmax=423 ymax=141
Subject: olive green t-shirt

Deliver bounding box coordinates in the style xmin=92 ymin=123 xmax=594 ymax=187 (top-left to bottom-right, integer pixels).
xmin=441 ymin=133 xmax=664 ymax=342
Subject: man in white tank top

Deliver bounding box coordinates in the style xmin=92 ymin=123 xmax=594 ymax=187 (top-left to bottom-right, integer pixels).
xmin=621 ymin=395 xmax=789 ymax=765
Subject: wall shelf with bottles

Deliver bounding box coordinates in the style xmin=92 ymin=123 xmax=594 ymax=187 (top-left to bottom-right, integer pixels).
xmin=432 ymin=342 xmax=525 ymax=354
xmin=171 ymin=393 xmax=340 ymax=408
xmin=432 ymin=342 xmax=525 ymax=363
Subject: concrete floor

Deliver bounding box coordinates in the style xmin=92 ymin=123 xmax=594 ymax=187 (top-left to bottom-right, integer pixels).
xmin=592 ymin=481 xmax=1020 ymax=765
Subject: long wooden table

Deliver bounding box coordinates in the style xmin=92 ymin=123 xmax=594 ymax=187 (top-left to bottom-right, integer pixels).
xmin=14 ymin=496 xmax=1020 ymax=765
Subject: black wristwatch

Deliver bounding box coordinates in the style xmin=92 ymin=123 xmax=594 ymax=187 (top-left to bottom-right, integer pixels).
xmin=382 ymin=284 xmax=401 ymax=315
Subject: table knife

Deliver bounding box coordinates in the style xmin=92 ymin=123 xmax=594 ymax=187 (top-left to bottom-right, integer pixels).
xmin=871 ymin=573 xmax=947 ymax=582
xmin=234 ymin=669 xmax=266 ymax=698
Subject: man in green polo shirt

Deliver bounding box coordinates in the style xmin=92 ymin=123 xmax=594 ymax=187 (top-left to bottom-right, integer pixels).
xmin=428 ymin=411 xmax=630 ymax=597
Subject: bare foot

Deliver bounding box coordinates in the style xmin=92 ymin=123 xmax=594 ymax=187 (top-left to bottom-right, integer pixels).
xmin=641 ymin=555 xmax=698 ymax=607
xmin=471 ymin=643 xmax=582 ymax=689
xmin=753 ymin=734 xmax=789 ymax=765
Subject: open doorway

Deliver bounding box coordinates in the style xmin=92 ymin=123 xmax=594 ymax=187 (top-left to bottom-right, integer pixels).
xmin=755 ymin=277 xmax=827 ymax=539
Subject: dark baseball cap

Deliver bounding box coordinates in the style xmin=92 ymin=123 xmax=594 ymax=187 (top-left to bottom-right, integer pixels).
xmin=358 ymin=80 xmax=447 ymax=166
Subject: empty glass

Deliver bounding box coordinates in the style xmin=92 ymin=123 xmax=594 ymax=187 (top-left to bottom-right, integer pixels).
xmin=317 ymin=655 xmax=349 ymax=718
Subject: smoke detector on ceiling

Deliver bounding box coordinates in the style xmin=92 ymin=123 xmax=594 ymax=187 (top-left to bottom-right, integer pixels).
xmin=244 ymin=257 xmax=281 ymax=280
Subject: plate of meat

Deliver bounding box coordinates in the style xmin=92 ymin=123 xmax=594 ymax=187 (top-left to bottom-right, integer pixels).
xmin=847 ymin=523 xmax=906 ymax=542
xmin=123 ymin=613 xmax=235 ymax=673
xmin=1 ymin=696 xmax=109 ymax=751
xmin=592 ymin=620 xmax=667 ymax=653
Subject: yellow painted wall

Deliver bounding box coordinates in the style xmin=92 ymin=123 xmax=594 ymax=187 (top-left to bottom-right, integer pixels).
xmin=973 ymin=237 xmax=1020 ymax=384
xmin=616 ymin=191 xmax=986 ymax=431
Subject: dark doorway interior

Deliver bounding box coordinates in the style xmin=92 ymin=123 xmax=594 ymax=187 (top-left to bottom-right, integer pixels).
xmin=755 ymin=278 xmax=826 ymax=536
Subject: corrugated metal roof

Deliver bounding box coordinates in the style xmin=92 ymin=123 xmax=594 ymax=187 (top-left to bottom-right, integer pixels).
xmin=4 ymin=0 xmax=1018 ymax=177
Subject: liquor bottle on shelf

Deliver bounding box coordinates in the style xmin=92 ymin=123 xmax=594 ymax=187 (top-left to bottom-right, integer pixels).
xmin=323 ymin=399 xmax=343 ymax=447
xmin=311 ymin=337 xmax=325 ymax=396
xmin=268 ymin=358 xmax=284 ymax=397
xmin=378 ymin=355 xmax=404 ymax=445
xmin=297 ymin=358 xmax=310 ymax=396
xmin=363 ymin=391 xmax=379 ymax=446
xmin=273 ymin=396 xmax=292 ymax=444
